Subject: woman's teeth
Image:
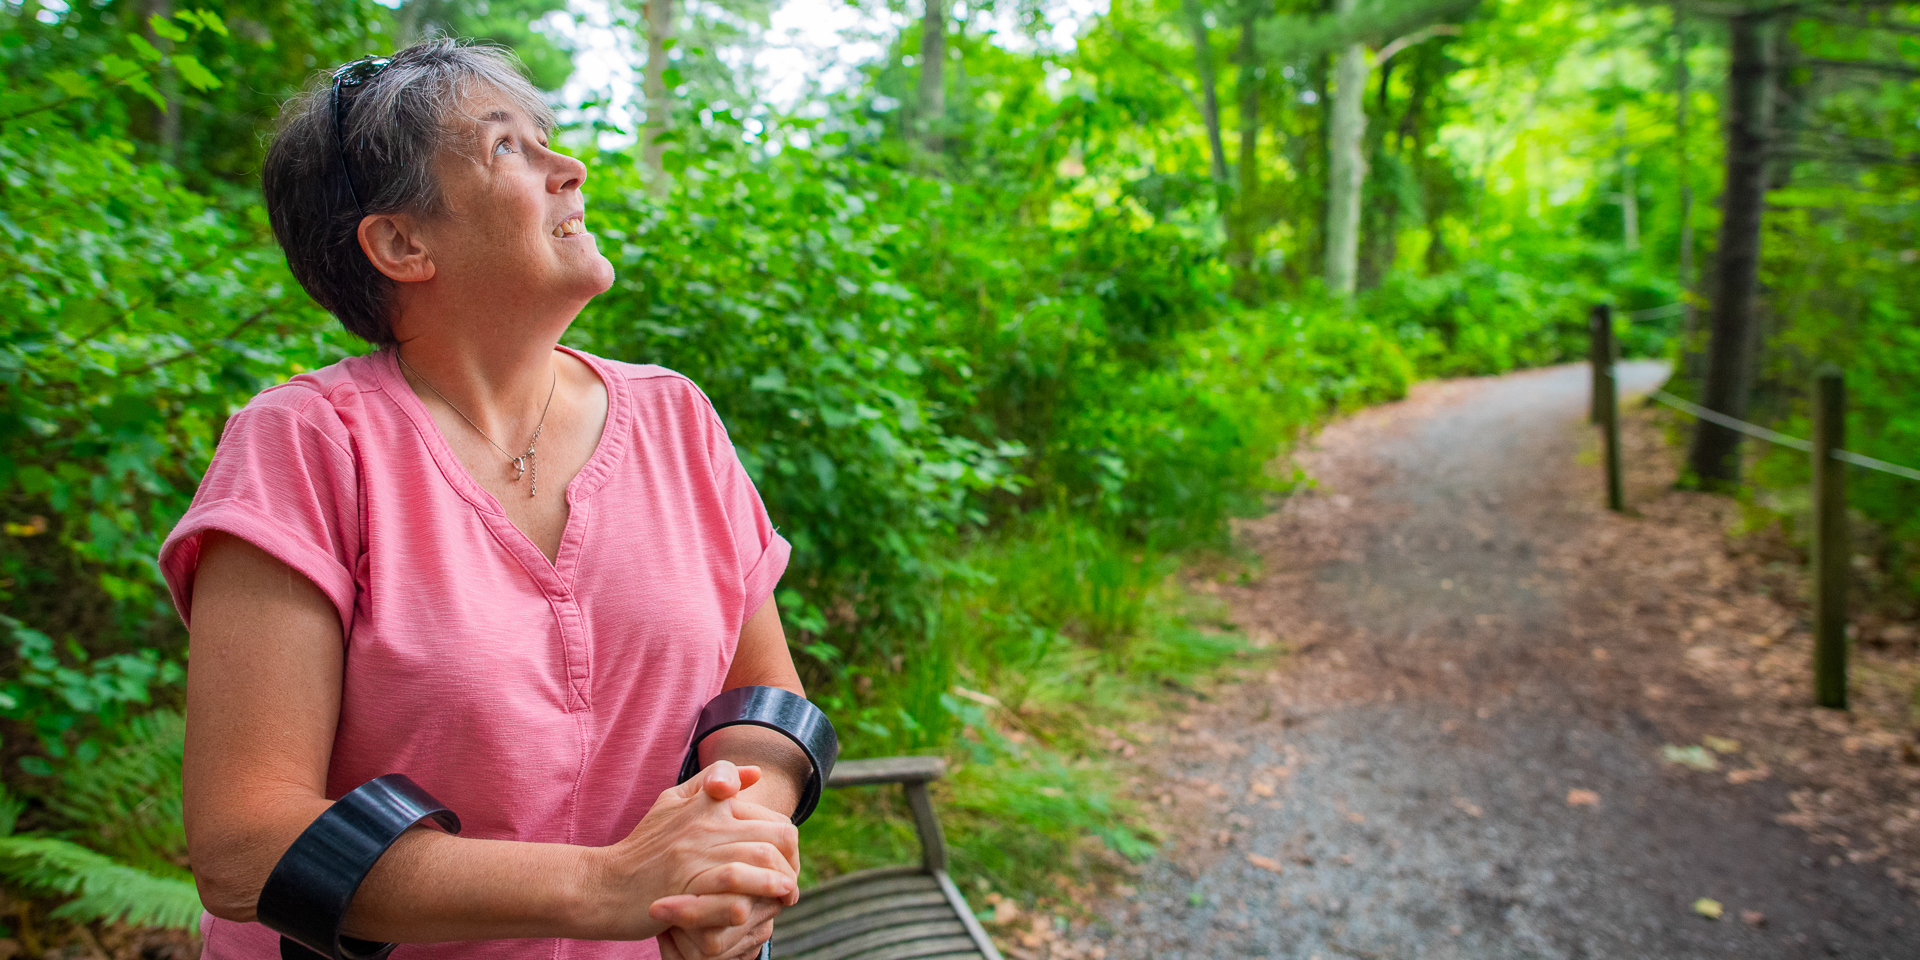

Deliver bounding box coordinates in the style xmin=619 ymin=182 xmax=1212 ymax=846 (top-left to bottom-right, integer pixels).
xmin=552 ymin=217 xmax=584 ymax=238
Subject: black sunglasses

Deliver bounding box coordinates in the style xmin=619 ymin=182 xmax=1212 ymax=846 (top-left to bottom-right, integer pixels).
xmin=331 ymin=56 xmax=393 ymax=218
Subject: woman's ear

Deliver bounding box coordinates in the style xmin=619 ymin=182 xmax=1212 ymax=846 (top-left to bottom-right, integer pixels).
xmin=358 ymin=213 xmax=435 ymax=284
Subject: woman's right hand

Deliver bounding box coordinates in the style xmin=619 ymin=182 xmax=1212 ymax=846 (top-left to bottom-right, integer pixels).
xmin=582 ymin=760 xmax=800 ymax=941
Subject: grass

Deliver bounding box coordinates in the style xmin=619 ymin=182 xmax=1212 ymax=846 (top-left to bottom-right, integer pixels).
xmin=800 ymin=509 xmax=1266 ymax=905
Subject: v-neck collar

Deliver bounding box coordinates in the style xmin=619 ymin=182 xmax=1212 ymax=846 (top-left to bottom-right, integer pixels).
xmin=373 ymin=345 xmax=633 ymax=581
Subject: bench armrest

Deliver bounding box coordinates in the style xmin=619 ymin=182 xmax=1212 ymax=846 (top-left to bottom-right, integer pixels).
xmin=826 ymin=756 xmax=946 ymax=788
xmin=822 ymin=755 xmax=949 ymax=873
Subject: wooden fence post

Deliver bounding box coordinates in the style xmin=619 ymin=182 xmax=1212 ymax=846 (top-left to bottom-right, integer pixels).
xmin=1812 ymin=367 xmax=1848 ymax=710
xmin=1589 ymin=306 xmax=1604 ymax=424
xmin=1590 ymin=305 xmax=1624 ymax=512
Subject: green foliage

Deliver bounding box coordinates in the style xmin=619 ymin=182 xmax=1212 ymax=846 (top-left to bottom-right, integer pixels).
xmin=5 ymin=0 xmax=1916 ymax=929
xmin=0 ymin=714 xmax=199 ymax=931
xmin=0 ymin=833 xmax=201 ymax=930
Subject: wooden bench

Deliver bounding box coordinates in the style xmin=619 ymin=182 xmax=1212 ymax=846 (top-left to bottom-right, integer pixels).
xmin=773 ymin=756 xmax=1003 ymax=960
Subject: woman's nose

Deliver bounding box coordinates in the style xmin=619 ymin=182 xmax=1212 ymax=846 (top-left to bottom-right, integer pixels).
xmin=551 ymin=150 xmax=587 ymax=194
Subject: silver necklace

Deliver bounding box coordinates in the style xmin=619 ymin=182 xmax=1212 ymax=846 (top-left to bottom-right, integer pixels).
xmin=398 ymin=352 xmax=558 ymax=497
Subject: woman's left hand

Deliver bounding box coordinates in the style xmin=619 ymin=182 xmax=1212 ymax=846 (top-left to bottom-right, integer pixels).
xmin=654 ymin=902 xmax=775 ymax=960
xmin=648 ymin=808 xmax=792 ymax=960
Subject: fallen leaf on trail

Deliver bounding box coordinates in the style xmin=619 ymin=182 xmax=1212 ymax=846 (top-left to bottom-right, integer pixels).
xmin=1567 ymin=788 xmax=1601 ymax=807
xmin=1663 ymin=744 xmax=1720 ymax=772
xmin=1249 ymin=780 xmax=1276 ymax=797
xmin=1693 ymin=898 xmax=1724 ymax=920
xmin=1246 ymin=853 xmax=1284 ymax=874
xmin=1592 ymin=647 xmax=1611 ymax=661
xmin=1702 ymin=735 xmax=1742 ymax=754
xmin=1741 ymin=910 xmax=1767 ymax=927
xmin=1452 ymin=797 xmax=1484 ymax=818
xmin=993 ymin=898 xmax=1021 ymax=924
xmin=1728 ymin=766 xmax=1770 ymax=785
xmin=1345 ymin=811 xmax=1366 ymax=824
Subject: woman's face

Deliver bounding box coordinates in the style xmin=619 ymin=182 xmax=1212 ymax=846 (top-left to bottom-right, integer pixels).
xmin=413 ymin=86 xmax=615 ymax=324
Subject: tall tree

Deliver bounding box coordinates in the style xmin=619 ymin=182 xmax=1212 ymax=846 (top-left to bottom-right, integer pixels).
xmin=918 ymin=0 xmax=949 ymax=153
xmin=642 ymin=0 xmax=675 ymax=185
xmin=1685 ymin=10 xmax=1773 ymax=487
xmin=1323 ymin=0 xmax=1367 ymax=296
xmin=1673 ymin=1 xmax=1700 ymax=383
xmin=1230 ymin=0 xmax=1263 ymax=297
xmin=1185 ymin=0 xmax=1231 ymax=186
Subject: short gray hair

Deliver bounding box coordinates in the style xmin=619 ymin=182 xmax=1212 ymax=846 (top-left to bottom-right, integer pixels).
xmin=263 ymin=40 xmax=556 ymax=346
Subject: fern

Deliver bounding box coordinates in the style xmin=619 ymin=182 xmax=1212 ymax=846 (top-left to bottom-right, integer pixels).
xmin=42 ymin=709 xmax=189 ymax=878
xmin=0 ymin=713 xmax=204 ymax=930
xmin=0 ymin=833 xmax=202 ymax=929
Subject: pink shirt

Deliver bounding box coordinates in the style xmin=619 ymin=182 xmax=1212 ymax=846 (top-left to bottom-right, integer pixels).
xmin=160 ymin=347 xmax=790 ymax=960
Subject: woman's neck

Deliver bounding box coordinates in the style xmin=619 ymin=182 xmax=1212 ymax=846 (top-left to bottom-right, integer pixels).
xmin=392 ymin=332 xmax=567 ymax=447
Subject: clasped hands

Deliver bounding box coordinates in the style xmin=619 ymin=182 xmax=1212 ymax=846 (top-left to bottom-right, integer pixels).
xmin=595 ymin=761 xmax=801 ymax=960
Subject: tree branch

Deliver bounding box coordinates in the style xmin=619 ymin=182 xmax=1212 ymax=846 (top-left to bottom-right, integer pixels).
xmin=119 ymin=307 xmax=275 ymax=378
xmin=1376 ymin=24 xmax=1461 ymax=64
xmin=0 ymin=71 xmax=144 ymax=124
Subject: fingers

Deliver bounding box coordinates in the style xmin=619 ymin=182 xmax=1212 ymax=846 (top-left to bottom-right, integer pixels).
xmin=651 ymin=893 xmax=756 ymax=929
xmin=700 ymin=830 xmax=800 ymax=876
xmin=657 ymin=931 xmax=689 ymax=960
xmin=673 ymin=905 xmax=778 ymax=960
xmin=675 ymin=760 xmax=742 ymax=802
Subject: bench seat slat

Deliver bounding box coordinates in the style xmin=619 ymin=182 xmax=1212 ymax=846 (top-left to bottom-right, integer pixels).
xmin=781 ymin=934 xmax=980 ymax=960
xmin=777 ymin=891 xmax=950 ymax=941
xmin=836 ymin=938 xmax=982 ymax=960
xmin=773 ymin=921 xmax=969 ymax=960
xmin=782 ymin=872 xmax=941 ymax=923
xmin=776 ymin=904 xmax=959 ymax=954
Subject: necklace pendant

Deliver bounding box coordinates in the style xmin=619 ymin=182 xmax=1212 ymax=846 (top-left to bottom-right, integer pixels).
xmin=509 ymin=455 xmax=527 ymax=482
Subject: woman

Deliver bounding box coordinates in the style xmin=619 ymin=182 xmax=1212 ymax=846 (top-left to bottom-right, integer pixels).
xmin=163 ymin=40 xmax=809 ymax=960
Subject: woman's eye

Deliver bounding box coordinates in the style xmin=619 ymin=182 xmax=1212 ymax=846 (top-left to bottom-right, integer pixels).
xmin=494 ymin=139 xmax=514 ymax=156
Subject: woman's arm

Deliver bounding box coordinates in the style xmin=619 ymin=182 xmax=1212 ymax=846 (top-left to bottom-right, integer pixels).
xmin=698 ymin=597 xmax=814 ymax=817
xmin=183 ymin=533 xmax=798 ymax=943
xmin=649 ymin=596 xmax=817 ymax=960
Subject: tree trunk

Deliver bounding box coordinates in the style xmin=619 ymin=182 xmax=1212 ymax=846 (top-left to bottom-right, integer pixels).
xmin=1230 ymin=4 xmax=1260 ymax=299
xmin=1685 ymin=12 xmax=1772 ymax=488
xmin=1616 ymin=105 xmax=1639 ymax=252
xmin=641 ymin=0 xmax=677 ymax=189
xmin=1184 ymin=0 xmax=1229 ymax=187
xmin=1323 ymin=0 xmax=1367 ymax=297
xmin=1674 ymin=2 xmax=1700 ymax=384
xmin=918 ymin=0 xmax=949 ymax=153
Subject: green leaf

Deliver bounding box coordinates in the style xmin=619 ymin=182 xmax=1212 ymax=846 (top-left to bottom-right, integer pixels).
xmin=47 ymin=70 xmax=95 ymax=99
xmin=0 ymin=835 xmax=202 ymax=929
xmin=171 ymin=54 xmax=220 ymax=93
xmin=180 ymin=9 xmax=228 ymax=36
xmin=146 ymin=14 xmax=188 ymax=43
xmin=126 ymin=34 xmax=165 ymax=64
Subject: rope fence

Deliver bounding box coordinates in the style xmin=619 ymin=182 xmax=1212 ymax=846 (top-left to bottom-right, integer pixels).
xmin=1590 ymin=303 xmax=1919 ymax=712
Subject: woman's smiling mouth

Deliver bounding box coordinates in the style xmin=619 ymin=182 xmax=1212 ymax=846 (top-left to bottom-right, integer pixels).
xmin=552 ymin=216 xmax=585 ymax=238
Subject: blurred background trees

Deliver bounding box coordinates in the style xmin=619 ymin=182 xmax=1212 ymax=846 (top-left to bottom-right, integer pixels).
xmin=0 ymin=0 xmax=1915 ymax=939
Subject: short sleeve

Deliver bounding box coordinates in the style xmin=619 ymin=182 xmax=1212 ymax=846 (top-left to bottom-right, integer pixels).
xmin=159 ymin=389 xmax=361 ymax=634
xmin=700 ymin=403 xmax=791 ymax=623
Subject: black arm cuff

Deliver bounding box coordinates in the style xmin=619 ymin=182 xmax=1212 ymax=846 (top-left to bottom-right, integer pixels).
xmin=257 ymin=774 xmax=461 ymax=960
xmin=677 ymin=686 xmax=839 ymax=825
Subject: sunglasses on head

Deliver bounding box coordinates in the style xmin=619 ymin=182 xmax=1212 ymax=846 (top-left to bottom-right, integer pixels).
xmin=331 ymin=56 xmax=393 ymax=218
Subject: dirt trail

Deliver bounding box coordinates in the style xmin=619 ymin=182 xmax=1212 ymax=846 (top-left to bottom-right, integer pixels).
xmin=1092 ymin=363 xmax=1920 ymax=960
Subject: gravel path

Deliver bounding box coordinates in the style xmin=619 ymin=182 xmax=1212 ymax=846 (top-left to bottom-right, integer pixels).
xmin=1092 ymin=363 xmax=1920 ymax=960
